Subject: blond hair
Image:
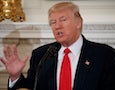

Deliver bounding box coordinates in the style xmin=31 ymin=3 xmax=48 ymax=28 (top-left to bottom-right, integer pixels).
xmin=48 ymin=2 xmax=82 ymax=19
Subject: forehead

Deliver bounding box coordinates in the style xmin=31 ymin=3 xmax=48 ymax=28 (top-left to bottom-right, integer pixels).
xmin=49 ymin=8 xmax=74 ymax=20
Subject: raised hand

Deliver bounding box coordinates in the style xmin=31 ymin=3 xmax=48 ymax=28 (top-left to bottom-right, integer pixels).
xmin=0 ymin=44 xmax=28 ymax=81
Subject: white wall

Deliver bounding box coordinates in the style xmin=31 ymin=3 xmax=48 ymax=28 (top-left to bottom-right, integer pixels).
xmin=1 ymin=0 xmax=115 ymax=24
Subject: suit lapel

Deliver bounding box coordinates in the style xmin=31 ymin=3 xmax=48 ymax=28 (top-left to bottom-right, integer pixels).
xmin=73 ymin=37 xmax=94 ymax=90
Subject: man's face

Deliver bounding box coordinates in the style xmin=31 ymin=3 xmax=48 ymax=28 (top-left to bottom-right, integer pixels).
xmin=49 ymin=8 xmax=82 ymax=47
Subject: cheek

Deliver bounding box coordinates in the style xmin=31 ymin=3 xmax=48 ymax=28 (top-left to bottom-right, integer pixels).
xmin=66 ymin=26 xmax=79 ymax=37
xmin=63 ymin=24 xmax=76 ymax=35
xmin=65 ymin=30 xmax=74 ymax=37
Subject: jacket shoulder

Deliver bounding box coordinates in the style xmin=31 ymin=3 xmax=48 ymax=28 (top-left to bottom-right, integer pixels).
xmin=85 ymin=39 xmax=115 ymax=55
xmin=33 ymin=42 xmax=60 ymax=54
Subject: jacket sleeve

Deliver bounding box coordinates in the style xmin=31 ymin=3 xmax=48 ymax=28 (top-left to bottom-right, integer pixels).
xmin=100 ymin=48 xmax=115 ymax=90
xmin=8 ymin=74 xmax=28 ymax=90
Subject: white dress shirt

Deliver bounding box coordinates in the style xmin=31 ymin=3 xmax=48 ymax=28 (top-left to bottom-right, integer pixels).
xmin=57 ymin=35 xmax=83 ymax=90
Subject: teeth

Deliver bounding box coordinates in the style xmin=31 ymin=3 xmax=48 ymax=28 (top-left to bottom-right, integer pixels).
xmin=58 ymin=32 xmax=62 ymax=35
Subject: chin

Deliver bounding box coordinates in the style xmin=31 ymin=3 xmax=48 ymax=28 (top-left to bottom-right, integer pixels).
xmin=56 ymin=40 xmax=64 ymax=44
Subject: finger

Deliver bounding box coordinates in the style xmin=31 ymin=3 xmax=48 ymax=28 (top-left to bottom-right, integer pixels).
xmin=3 ymin=45 xmax=9 ymax=59
xmin=13 ymin=44 xmax=18 ymax=57
xmin=4 ymin=45 xmax=13 ymax=59
xmin=7 ymin=45 xmax=13 ymax=57
xmin=0 ymin=57 xmax=6 ymax=65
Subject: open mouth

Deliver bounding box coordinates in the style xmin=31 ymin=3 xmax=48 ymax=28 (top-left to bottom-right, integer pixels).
xmin=57 ymin=32 xmax=63 ymax=36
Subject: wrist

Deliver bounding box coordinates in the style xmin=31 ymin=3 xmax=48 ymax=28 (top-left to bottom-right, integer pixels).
xmin=10 ymin=73 xmax=21 ymax=82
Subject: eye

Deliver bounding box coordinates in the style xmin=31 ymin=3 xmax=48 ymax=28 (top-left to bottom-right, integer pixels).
xmin=60 ymin=17 xmax=67 ymax=22
xmin=50 ymin=20 xmax=56 ymax=25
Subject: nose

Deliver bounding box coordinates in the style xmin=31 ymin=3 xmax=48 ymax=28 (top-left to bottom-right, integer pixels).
xmin=55 ymin=20 xmax=62 ymax=30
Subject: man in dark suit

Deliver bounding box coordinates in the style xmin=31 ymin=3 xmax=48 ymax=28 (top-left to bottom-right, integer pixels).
xmin=0 ymin=2 xmax=115 ymax=90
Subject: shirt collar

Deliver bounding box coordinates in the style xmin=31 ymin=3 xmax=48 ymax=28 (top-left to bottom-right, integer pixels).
xmin=60 ymin=35 xmax=83 ymax=56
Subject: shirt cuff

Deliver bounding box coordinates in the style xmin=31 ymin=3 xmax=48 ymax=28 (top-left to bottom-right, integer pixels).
xmin=9 ymin=78 xmax=19 ymax=88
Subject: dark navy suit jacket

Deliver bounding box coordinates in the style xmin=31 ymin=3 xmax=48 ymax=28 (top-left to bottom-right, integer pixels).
xmin=8 ymin=36 xmax=115 ymax=90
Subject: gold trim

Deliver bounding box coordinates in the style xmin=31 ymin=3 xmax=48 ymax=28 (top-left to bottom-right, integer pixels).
xmin=17 ymin=88 xmax=30 ymax=90
xmin=0 ymin=0 xmax=25 ymax=22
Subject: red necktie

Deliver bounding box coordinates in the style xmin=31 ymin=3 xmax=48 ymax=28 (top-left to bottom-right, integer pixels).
xmin=59 ymin=48 xmax=72 ymax=90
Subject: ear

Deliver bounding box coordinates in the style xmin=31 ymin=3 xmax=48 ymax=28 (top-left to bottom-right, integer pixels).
xmin=75 ymin=18 xmax=82 ymax=30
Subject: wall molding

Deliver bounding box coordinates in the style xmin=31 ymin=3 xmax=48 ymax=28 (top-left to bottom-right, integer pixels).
xmin=0 ymin=24 xmax=115 ymax=48
xmin=0 ymin=24 xmax=115 ymax=71
xmin=0 ymin=24 xmax=115 ymax=44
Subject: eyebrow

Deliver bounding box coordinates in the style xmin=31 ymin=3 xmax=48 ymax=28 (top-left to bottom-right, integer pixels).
xmin=49 ymin=15 xmax=68 ymax=23
xmin=59 ymin=16 xmax=67 ymax=19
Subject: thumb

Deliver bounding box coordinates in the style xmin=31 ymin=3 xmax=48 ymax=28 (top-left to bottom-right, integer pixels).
xmin=0 ymin=57 xmax=6 ymax=65
xmin=22 ymin=55 xmax=29 ymax=64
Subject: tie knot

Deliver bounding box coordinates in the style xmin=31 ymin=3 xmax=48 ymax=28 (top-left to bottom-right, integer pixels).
xmin=64 ymin=48 xmax=71 ymax=54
